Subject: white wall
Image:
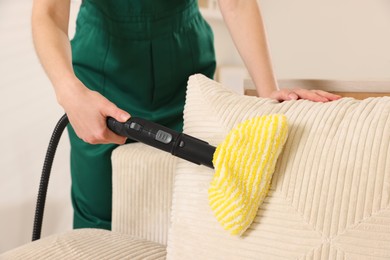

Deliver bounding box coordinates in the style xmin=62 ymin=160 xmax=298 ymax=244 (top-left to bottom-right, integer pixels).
xmin=209 ymin=0 xmax=390 ymax=81
xmin=1 ymin=0 xmax=389 ymax=254
xmin=0 ymin=0 xmax=80 ymax=253
xmin=262 ymin=0 xmax=390 ymax=80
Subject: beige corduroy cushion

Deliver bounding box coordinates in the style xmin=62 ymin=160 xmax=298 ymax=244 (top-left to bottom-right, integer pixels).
xmin=166 ymin=74 xmax=390 ymax=260
xmin=112 ymin=143 xmax=177 ymax=245
xmin=0 ymin=229 xmax=166 ymax=260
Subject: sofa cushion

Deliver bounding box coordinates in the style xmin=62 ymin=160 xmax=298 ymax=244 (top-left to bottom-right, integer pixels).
xmin=0 ymin=229 xmax=166 ymax=260
xmin=166 ymin=74 xmax=390 ymax=259
xmin=112 ymin=143 xmax=177 ymax=245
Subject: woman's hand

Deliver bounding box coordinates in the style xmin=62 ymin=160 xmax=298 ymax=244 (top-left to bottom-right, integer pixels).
xmin=58 ymin=79 xmax=131 ymax=145
xmin=218 ymin=0 xmax=342 ymax=103
xmin=269 ymin=88 xmax=342 ymax=102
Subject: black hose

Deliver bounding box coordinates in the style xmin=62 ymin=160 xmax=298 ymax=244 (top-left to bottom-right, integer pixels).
xmin=32 ymin=114 xmax=69 ymax=241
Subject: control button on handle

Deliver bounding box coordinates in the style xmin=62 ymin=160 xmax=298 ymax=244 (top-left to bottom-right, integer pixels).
xmin=129 ymin=122 xmax=142 ymax=131
xmin=155 ymin=130 xmax=173 ymax=144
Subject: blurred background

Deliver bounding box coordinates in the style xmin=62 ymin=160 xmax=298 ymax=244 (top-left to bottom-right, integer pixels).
xmin=1 ymin=0 xmax=389 ymax=253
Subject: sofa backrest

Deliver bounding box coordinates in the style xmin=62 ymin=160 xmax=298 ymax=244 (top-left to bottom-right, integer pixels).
xmin=166 ymin=74 xmax=390 ymax=259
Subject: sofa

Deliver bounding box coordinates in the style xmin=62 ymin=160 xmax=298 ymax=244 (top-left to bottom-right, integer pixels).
xmin=1 ymin=74 xmax=390 ymax=259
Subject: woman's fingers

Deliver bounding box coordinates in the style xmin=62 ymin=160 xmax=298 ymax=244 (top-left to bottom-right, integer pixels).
xmin=270 ymin=89 xmax=298 ymax=101
xmin=311 ymin=89 xmax=342 ymax=101
xmin=292 ymin=88 xmax=330 ymax=102
xmin=270 ymin=88 xmax=342 ymax=102
xmin=63 ymin=87 xmax=131 ymax=145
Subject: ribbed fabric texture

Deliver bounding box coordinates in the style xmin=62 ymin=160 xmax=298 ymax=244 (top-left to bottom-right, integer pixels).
xmin=209 ymin=115 xmax=288 ymax=235
xmin=167 ymin=74 xmax=390 ymax=260
xmin=111 ymin=143 xmax=177 ymax=245
xmin=0 ymin=229 xmax=166 ymax=259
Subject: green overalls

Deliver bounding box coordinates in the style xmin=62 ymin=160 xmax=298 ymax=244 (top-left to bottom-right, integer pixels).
xmin=69 ymin=0 xmax=216 ymax=230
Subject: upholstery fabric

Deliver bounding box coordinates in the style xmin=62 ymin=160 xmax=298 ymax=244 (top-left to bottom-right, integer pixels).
xmin=166 ymin=74 xmax=390 ymax=260
xmin=112 ymin=143 xmax=177 ymax=245
xmin=0 ymin=229 xmax=166 ymax=260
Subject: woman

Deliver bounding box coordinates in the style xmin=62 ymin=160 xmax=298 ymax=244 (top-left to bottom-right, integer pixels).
xmin=31 ymin=0 xmax=340 ymax=230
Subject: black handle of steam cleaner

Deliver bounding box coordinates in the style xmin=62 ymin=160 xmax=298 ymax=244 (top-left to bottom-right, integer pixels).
xmin=107 ymin=117 xmax=216 ymax=169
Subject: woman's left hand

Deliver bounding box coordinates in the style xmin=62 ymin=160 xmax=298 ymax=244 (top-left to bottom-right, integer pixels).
xmin=269 ymin=88 xmax=342 ymax=102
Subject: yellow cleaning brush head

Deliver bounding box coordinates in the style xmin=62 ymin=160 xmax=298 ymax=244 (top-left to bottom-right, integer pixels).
xmin=209 ymin=114 xmax=288 ymax=236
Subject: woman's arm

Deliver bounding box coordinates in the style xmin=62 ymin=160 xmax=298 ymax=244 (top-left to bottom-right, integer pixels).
xmin=32 ymin=0 xmax=130 ymax=144
xmin=218 ymin=0 xmax=340 ymax=102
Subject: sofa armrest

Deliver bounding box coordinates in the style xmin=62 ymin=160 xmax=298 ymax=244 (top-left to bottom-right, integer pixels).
xmin=111 ymin=143 xmax=177 ymax=246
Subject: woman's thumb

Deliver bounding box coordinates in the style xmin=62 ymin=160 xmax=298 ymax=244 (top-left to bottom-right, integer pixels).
xmin=106 ymin=104 xmax=131 ymax=123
